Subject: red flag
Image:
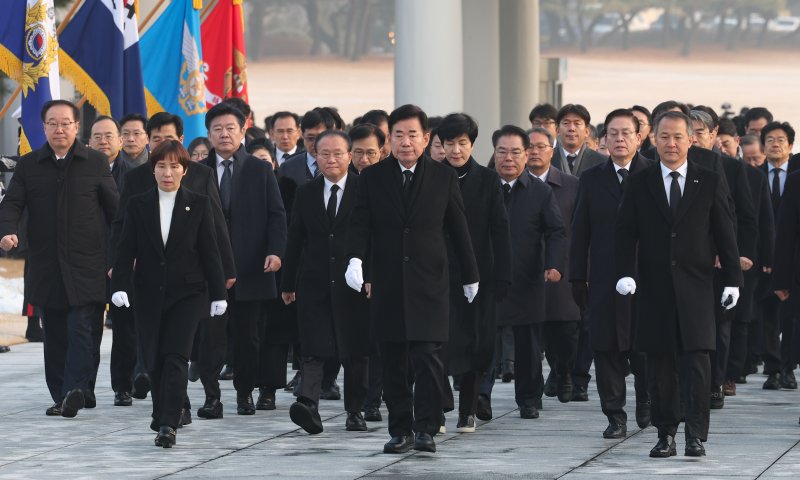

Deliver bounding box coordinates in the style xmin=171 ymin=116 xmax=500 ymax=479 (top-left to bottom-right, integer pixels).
xmin=201 ymin=0 xmax=249 ymax=109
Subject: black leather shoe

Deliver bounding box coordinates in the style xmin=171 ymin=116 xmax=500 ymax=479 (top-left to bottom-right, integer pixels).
xmin=284 ymin=371 xmax=300 ymax=392
xmin=61 ymin=389 xmax=85 ymax=418
xmin=346 ymin=412 xmax=368 ymax=431
xmin=519 ymin=405 xmax=539 ymax=419
xmin=476 ymin=394 xmax=492 ymax=421
xmin=383 ymin=435 xmax=414 ymax=454
xmin=501 ymin=360 xmax=514 ymax=383
xmin=114 ymin=391 xmax=133 ymax=406
xmin=363 ymin=406 xmax=382 ymax=422
xmin=781 ymin=369 xmax=797 ymax=389
xmin=45 ymin=402 xmax=62 ymax=416
xmin=710 ymin=389 xmax=724 ymax=409
xmin=154 ymin=426 xmax=176 ymax=448
xmin=685 ymin=437 xmax=706 ymax=456
xmin=236 ymin=392 xmax=255 ymax=415
xmin=572 ymin=385 xmax=589 ymax=401
xmin=256 ymin=388 xmax=276 ymax=410
xmin=649 ymin=436 xmax=677 ymax=458
xmin=132 ymin=373 xmax=151 ymax=399
xmin=413 ymin=432 xmax=436 ymax=453
xmin=290 ymin=400 xmax=323 ymax=434
xmin=188 ymin=361 xmax=199 ymax=382
xmin=320 ymin=381 xmax=341 ymax=401
xmin=635 ymin=401 xmax=651 ymax=429
xmin=84 ymin=390 xmax=97 ymax=409
xmin=178 ymin=408 xmax=192 ymax=427
xmin=543 ymin=371 xmax=557 ymax=397
xmin=603 ymin=422 xmax=627 ymax=439
xmin=218 ymin=364 xmax=234 ymax=381
xmin=557 ymin=375 xmax=573 ymax=403
xmin=763 ymin=372 xmax=781 ymax=390
xmin=197 ymin=397 xmax=223 ymax=419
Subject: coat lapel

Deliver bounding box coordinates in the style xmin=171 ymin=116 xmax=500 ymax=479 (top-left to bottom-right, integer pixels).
xmin=333 ymin=174 xmax=357 ymax=228
xmin=141 ymin=188 xmax=165 ymax=255
xmin=385 ymin=157 xmax=407 ymax=219
xmin=312 ymin=176 xmax=330 ymax=229
xmin=229 ymin=146 xmax=248 ymax=211
xmin=646 ymin=164 xmax=672 ymax=224
xmin=165 ymin=188 xmax=191 ymax=253
xmin=406 ymin=155 xmax=428 ymax=218
xmin=599 ymin=159 xmax=622 ymax=200
xmin=674 ymin=162 xmax=703 ymax=225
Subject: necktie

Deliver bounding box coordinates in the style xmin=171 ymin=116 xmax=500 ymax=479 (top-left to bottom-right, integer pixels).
xmin=402 ymin=170 xmax=413 ymax=202
xmin=502 ymin=183 xmax=512 ymax=210
xmin=772 ymin=167 xmax=782 ymax=209
xmin=618 ymin=168 xmax=629 ymax=191
xmin=567 ymin=154 xmax=577 ymax=173
xmin=220 ymin=160 xmax=232 ymax=213
xmin=669 ymin=171 xmax=681 ymax=217
xmin=327 ymin=184 xmax=339 ymax=223
xmin=312 ymin=161 xmax=320 ymax=177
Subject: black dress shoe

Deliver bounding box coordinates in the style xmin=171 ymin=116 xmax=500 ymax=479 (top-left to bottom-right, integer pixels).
xmin=179 ymin=408 xmax=192 ymax=427
xmin=383 ymin=435 xmax=414 ymax=454
xmin=132 ymin=373 xmax=151 ymax=399
xmin=114 ymin=391 xmax=133 ymax=407
xmin=289 ymin=399 xmax=323 ymax=434
xmin=501 ymin=360 xmax=514 ymax=383
xmin=218 ymin=364 xmax=234 ymax=381
xmin=236 ymin=392 xmax=256 ymax=415
xmin=61 ymin=389 xmax=85 ymax=418
xmin=519 ymin=405 xmax=539 ymax=419
xmin=363 ymin=406 xmax=382 ymax=422
xmin=0 ymin=345 xmax=9 ymax=353
xmin=543 ymin=371 xmax=557 ymax=397
xmin=635 ymin=401 xmax=651 ymax=429
xmin=46 ymin=402 xmax=62 ymax=416
xmin=256 ymin=388 xmax=276 ymax=410
xmin=763 ymin=372 xmax=781 ymax=390
xmin=320 ymin=381 xmax=341 ymax=401
xmin=603 ymin=422 xmax=627 ymax=439
xmin=413 ymin=432 xmax=436 ymax=453
xmin=197 ymin=397 xmax=223 ymax=419
xmin=781 ymin=369 xmax=797 ymax=389
xmin=154 ymin=426 xmax=176 ymax=448
xmin=346 ymin=412 xmax=368 ymax=431
xmin=572 ymin=385 xmax=589 ymax=401
xmin=557 ymin=375 xmax=573 ymax=404
xmin=284 ymin=371 xmax=300 ymax=392
xmin=685 ymin=437 xmax=706 ymax=456
xmin=455 ymin=414 xmax=476 ymax=433
xmin=649 ymin=436 xmax=677 ymax=458
xmin=188 ymin=362 xmax=199 ymax=382
xmin=476 ymin=394 xmax=492 ymax=421
xmin=84 ymin=390 xmax=96 ymax=409
xmin=710 ymin=389 xmax=724 ymax=409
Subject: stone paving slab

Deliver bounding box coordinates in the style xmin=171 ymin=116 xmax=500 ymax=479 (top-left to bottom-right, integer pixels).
xmin=2 ymin=330 xmax=800 ymax=479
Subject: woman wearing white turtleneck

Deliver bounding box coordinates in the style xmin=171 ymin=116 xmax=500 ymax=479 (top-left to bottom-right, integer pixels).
xmin=111 ymin=140 xmax=228 ymax=449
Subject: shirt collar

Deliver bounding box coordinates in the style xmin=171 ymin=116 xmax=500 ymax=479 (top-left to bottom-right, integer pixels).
xmin=216 ymin=152 xmax=232 ymax=167
xmin=501 ymin=178 xmax=516 ymax=189
xmin=307 ymin=152 xmax=317 ymax=170
xmin=660 ymin=160 xmax=688 ymax=178
xmin=613 ymin=159 xmax=633 ymax=173
xmin=324 ymin=173 xmax=347 ymax=192
xmin=399 ymin=162 xmax=417 ymax=174
xmin=560 ymin=144 xmax=582 ymax=160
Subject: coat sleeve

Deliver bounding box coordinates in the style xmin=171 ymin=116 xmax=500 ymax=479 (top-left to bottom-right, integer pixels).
xmin=264 ymin=163 xmax=288 ymax=258
xmin=110 ymin=198 xmax=138 ymax=294
xmin=730 ymin=162 xmax=758 ymax=260
xmin=710 ymin=175 xmax=744 ymax=288
xmin=773 ymin=175 xmax=800 ymax=291
xmin=197 ymin=197 xmax=227 ymax=302
xmin=615 ymin=179 xmax=640 ymax=279
xmin=280 ymin=189 xmax=306 ymax=292
xmin=203 ymin=166 xmax=236 ymax=279
xmin=347 ymin=170 xmax=372 ymax=262
xmin=541 ymin=188 xmax=567 ymax=273
xmin=758 ymin=173 xmax=776 ymax=269
xmin=568 ymin=175 xmax=590 ymax=282
xmin=0 ymin=156 xmax=27 ymax=237
xmin=488 ymin=176 xmax=512 ymax=285
xmin=444 ymin=171 xmax=479 ymax=285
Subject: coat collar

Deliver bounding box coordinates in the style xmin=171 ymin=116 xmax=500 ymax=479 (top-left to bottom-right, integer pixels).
xmin=36 ymin=141 xmax=84 ymax=162
xmin=545 ymin=165 xmax=563 ymax=187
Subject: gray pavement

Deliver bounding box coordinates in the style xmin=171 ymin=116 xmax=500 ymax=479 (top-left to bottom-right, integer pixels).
xmin=1 ymin=330 xmax=800 ymax=479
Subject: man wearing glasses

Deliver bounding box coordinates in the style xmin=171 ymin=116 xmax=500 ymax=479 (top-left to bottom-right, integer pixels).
xmin=0 ymin=100 xmax=119 ymax=418
xmin=552 ymin=104 xmax=606 ymax=177
xmin=349 ymin=123 xmax=385 ymax=174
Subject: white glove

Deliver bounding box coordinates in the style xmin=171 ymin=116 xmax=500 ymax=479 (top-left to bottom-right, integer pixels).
xmin=463 ymin=282 xmax=479 ymax=303
xmin=210 ymin=300 xmax=228 ymax=317
xmin=615 ymin=277 xmax=636 ymax=295
xmin=111 ymin=291 xmax=130 ymax=308
xmin=721 ymin=287 xmax=739 ymax=310
xmin=345 ymin=258 xmax=364 ymax=292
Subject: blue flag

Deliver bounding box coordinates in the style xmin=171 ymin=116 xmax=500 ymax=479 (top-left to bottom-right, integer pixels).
xmin=0 ymin=0 xmax=60 ymax=154
xmin=140 ymin=0 xmax=207 ymax=144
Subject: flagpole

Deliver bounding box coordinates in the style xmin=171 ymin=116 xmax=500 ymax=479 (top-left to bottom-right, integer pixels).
xmin=139 ymin=0 xmax=169 ymax=32
xmin=0 ymin=0 xmax=85 ymax=121
xmin=201 ymin=0 xmax=218 ymax=20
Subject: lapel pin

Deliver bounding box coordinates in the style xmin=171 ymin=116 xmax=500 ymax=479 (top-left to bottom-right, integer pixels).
xmin=186 ymin=206 xmax=191 ymax=211
xmin=693 ymin=180 xmax=699 ymax=183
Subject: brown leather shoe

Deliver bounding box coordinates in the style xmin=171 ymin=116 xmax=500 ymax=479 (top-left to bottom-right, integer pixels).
xmin=722 ymin=379 xmax=736 ymax=396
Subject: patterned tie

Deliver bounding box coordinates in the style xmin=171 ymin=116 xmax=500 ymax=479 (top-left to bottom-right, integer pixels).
xmin=312 ymin=161 xmax=320 ymax=177
xmin=669 ymin=171 xmax=681 ymax=217
xmin=327 ymin=184 xmax=339 ymax=223
xmin=567 ymin=154 xmax=577 ymax=174
xmin=220 ymin=160 xmax=232 ymax=213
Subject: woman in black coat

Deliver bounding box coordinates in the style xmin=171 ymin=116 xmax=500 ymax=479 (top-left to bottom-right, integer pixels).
xmin=112 ymin=141 xmax=227 ymax=448
xmin=438 ymin=114 xmax=512 ymax=433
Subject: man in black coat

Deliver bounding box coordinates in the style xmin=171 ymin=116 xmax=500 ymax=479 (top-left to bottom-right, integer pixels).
xmin=527 ymin=127 xmax=581 ymax=405
xmin=281 ymin=131 xmax=372 ymax=434
xmin=488 ymin=125 xmax=566 ymax=421
xmin=570 ymin=109 xmax=653 ymax=439
xmin=550 ymin=104 xmax=606 ymax=177
xmin=346 ymin=105 xmax=479 ymax=454
xmin=0 ymin=100 xmax=119 ymax=418
xmin=615 ymin=111 xmax=742 ymax=458
xmin=201 ymin=102 xmax=287 ymax=416
xmin=773 ymin=171 xmax=800 ymax=382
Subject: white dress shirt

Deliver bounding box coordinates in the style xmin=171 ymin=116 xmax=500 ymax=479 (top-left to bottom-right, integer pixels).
xmin=501 ymin=178 xmax=517 ymax=189
xmin=399 ymin=162 xmax=417 ymax=175
xmin=323 ymin=174 xmax=347 ymax=215
xmin=216 ymin=153 xmax=233 ymax=187
xmin=613 ymin=160 xmax=633 ymax=183
xmin=158 ymin=189 xmax=177 ymax=246
xmin=660 ymin=160 xmax=688 ymax=206
xmin=276 ymin=147 xmax=297 ymax=166
xmin=769 ymin=162 xmax=787 ymax=195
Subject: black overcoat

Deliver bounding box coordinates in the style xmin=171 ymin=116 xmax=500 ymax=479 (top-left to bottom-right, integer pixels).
xmin=112 ymin=187 xmax=226 ymax=370
xmin=0 ymin=143 xmax=118 ymax=307
xmin=616 ymin=161 xmax=742 ymax=352
xmin=347 ymin=155 xmax=479 ymax=342
xmin=496 ymin=172 xmax=566 ymax=326
xmin=772 ymin=171 xmax=800 ymax=309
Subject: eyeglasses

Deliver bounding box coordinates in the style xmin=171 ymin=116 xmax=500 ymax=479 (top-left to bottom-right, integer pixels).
xmin=765 ymin=137 xmax=789 ymax=145
xmin=532 ymin=119 xmax=556 ymax=128
xmin=91 ymin=133 xmax=118 ymax=142
xmin=211 ymin=125 xmax=241 ymax=135
xmin=527 ymin=143 xmax=552 ymax=152
xmin=121 ymin=130 xmax=146 ymax=139
xmin=190 ymin=152 xmax=208 ymax=160
xmin=495 ymin=148 xmax=524 ymax=158
xmin=317 ymin=151 xmax=348 ymax=160
xmin=352 ymin=149 xmax=380 ymax=160
xmin=45 ymin=121 xmax=75 ymax=130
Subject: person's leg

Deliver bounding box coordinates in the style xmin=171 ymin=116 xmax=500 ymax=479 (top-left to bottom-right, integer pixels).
xmin=682 ymin=350 xmax=711 ymax=442
xmin=41 ymin=307 xmax=68 ymax=403
xmin=511 ymin=324 xmax=541 ymax=408
xmin=761 ymin=295 xmax=782 ymax=375
xmin=381 ymin=342 xmax=413 ymax=437
xmin=343 ymin=356 xmax=369 ymax=414
xmin=155 ymin=304 xmax=200 ymax=430
xmin=363 ymin=350 xmax=383 ymax=409
xmin=409 ymin=341 xmax=445 ymax=436
xmin=110 ymin=303 xmax=137 ymax=395
xmin=457 ymin=370 xmax=480 ymax=415
xmin=647 ymin=352 xmax=680 ymax=440
xmin=232 ymin=300 xmax=262 ymax=396
xmin=572 ymin=313 xmax=594 ymax=393
xmin=594 ymin=351 xmax=628 ymax=425
xmin=197 ymin=314 xmax=227 ymax=401
xmin=296 ymin=357 xmax=324 ymax=406
xmin=62 ymin=304 xmax=101 ymax=398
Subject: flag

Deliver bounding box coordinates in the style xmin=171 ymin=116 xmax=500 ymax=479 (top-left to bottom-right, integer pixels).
xmin=58 ymin=0 xmax=146 ymax=118
xmin=0 ymin=0 xmax=60 ymax=154
xmin=140 ymin=0 xmax=207 ymax=144
xmin=201 ymin=0 xmax=249 ymax=108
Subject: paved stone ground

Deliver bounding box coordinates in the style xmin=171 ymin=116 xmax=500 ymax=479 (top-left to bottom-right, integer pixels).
xmin=1 ymin=331 xmax=800 ymax=479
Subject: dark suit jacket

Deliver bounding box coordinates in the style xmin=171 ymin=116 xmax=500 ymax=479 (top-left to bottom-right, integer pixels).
xmin=616 ymin=161 xmax=742 ymax=352
xmin=773 ymin=172 xmax=800 ymax=300
xmin=111 ymin=187 xmax=225 ymax=370
xmin=551 ymin=142 xmax=606 ymax=177
xmin=0 ymin=142 xmax=118 ymax=308
xmin=570 ymin=154 xmax=653 ymax=351
xmin=497 ymin=172 xmax=566 ymax=327
xmin=110 ymin=154 xmax=132 ymax=190
xmin=282 ymin=174 xmax=370 ymax=358
xmin=279 ymin=152 xmax=315 ymax=187
xmin=347 ymin=155 xmax=479 ymax=342
xmin=709 ymin=149 xmax=758 ymax=260
xmin=202 ymin=146 xmax=287 ymax=301
xmin=745 ymin=166 xmax=775 ymax=269
xmin=111 ymin=160 xmax=235 ymax=279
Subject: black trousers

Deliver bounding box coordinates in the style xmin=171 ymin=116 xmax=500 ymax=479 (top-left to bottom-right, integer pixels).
xmin=41 ymin=304 xmax=103 ymax=403
xmin=479 ymin=324 xmax=543 ymax=405
xmin=542 ymin=321 xmax=580 ymax=380
xmin=571 ymin=313 xmax=594 ymax=388
xmin=110 ymin=303 xmax=138 ymax=393
xmin=229 ymin=288 xmax=263 ymax=394
xmin=381 ymin=341 xmax=444 ymax=437
xmin=150 ymin=299 xmax=200 ymax=429
xmin=196 ymin=315 xmax=227 ymax=400
xmin=648 ymin=351 xmax=710 ymax=441
xmin=726 ymin=269 xmax=758 ymax=380
xmin=457 ymin=370 xmax=482 ymax=415
xmin=761 ymin=294 xmax=793 ymax=374
xmin=298 ymin=355 xmax=369 ymax=413
xmin=594 ymin=350 xmax=648 ymax=425
xmin=710 ymin=306 xmax=732 ymax=388
xmin=363 ymin=350 xmax=383 ymax=409
xmin=88 ymin=307 xmax=104 ymax=395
